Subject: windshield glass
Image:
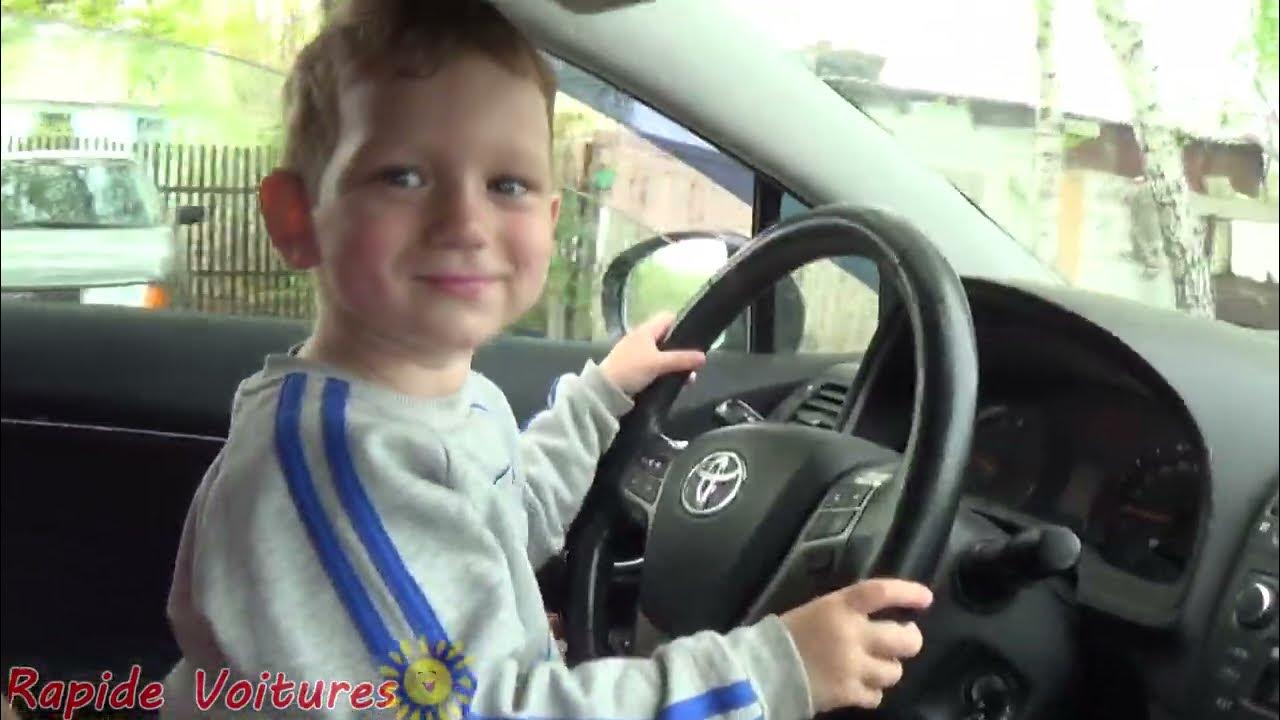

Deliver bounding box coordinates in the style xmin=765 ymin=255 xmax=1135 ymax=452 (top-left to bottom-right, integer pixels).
xmin=1 ymin=158 xmax=163 ymax=229
xmin=725 ymin=0 xmax=1279 ymax=329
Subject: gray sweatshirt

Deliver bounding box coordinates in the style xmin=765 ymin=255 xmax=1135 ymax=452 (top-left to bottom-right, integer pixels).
xmin=162 ymin=353 xmax=813 ymax=719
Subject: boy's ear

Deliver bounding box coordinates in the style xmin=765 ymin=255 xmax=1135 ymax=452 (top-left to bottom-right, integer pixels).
xmin=260 ymin=170 xmax=320 ymax=270
xmin=548 ymin=192 xmax=560 ymax=229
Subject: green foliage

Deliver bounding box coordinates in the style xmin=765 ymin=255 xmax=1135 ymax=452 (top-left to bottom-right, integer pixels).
xmin=1063 ymin=132 xmax=1092 ymax=151
xmin=512 ymin=189 xmax=599 ymax=338
xmin=1 ymin=0 xmax=321 ymax=77
xmin=1 ymin=3 xmax=294 ymax=146
xmin=0 ymin=0 xmax=46 ymax=14
xmin=1256 ymin=0 xmax=1279 ymax=77
xmin=624 ymin=258 xmax=708 ymax=326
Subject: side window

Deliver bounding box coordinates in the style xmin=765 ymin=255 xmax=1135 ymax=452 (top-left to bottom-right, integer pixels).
xmin=511 ymin=58 xmax=755 ymax=342
xmin=776 ymin=192 xmax=881 ymax=354
xmin=0 ymin=33 xmax=874 ymax=356
xmin=532 ymin=61 xmax=880 ymax=355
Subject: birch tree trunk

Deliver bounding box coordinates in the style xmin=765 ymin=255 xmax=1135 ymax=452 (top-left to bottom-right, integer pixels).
xmin=1255 ymin=76 xmax=1278 ymax=166
xmin=1032 ymin=0 xmax=1064 ymax=265
xmin=1094 ymin=0 xmax=1215 ymax=317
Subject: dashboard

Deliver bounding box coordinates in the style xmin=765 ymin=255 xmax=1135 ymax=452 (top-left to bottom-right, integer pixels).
xmin=778 ymin=279 xmax=1279 ymax=718
xmin=799 ymin=282 xmax=1222 ymax=628
xmin=964 ymin=391 xmax=1203 ymax=587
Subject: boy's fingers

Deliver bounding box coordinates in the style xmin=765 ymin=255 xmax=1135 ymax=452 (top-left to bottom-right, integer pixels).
xmin=638 ymin=311 xmax=678 ymax=339
xmin=862 ymin=657 xmax=905 ymax=689
xmin=867 ymin=621 xmax=924 ymax=660
xmin=847 ymin=686 xmax=884 ymax=710
xmin=845 ymin=579 xmax=934 ymax=615
xmin=659 ymin=350 xmax=706 ymax=375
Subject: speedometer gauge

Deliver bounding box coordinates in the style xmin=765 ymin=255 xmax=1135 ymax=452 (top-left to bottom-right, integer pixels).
xmin=964 ymin=405 xmax=1046 ymax=508
xmin=1087 ymin=445 xmax=1201 ymax=583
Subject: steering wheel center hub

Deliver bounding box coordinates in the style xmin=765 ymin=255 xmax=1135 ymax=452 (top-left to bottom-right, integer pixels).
xmin=642 ymin=424 xmax=900 ymax=635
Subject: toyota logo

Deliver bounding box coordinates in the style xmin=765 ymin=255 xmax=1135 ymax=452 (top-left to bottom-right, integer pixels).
xmin=681 ymin=450 xmax=746 ymax=516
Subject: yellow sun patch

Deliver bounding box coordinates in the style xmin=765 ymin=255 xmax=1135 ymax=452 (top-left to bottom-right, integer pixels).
xmin=380 ymin=637 xmax=474 ymax=720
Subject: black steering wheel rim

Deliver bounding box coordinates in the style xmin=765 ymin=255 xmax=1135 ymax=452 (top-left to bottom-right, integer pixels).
xmin=564 ymin=203 xmax=979 ymax=663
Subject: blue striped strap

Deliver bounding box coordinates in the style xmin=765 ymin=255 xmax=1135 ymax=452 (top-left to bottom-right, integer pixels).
xmin=274 ymin=373 xmax=396 ymax=663
xmin=320 ymin=378 xmax=451 ymax=647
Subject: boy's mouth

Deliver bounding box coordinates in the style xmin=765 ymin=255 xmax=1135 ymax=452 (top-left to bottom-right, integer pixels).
xmin=415 ymin=273 xmax=499 ymax=300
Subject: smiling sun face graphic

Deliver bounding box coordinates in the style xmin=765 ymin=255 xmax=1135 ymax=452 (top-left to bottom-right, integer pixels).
xmin=381 ymin=638 xmax=474 ymax=720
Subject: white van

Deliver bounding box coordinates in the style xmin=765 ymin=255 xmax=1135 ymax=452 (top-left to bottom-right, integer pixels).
xmin=1 ymin=149 xmax=203 ymax=308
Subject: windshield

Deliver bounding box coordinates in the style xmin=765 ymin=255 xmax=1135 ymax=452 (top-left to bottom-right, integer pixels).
xmin=1 ymin=158 xmax=163 ymax=229
xmin=725 ymin=0 xmax=1279 ymax=329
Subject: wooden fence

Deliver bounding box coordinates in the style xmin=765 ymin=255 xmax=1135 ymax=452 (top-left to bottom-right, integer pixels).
xmin=4 ymin=135 xmax=315 ymax=319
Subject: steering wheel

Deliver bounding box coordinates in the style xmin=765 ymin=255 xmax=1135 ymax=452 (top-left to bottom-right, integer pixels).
xmin=564 ymin=204 xmax=979 ymax=666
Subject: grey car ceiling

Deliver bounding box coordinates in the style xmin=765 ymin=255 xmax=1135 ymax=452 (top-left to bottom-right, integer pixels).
xmin=492 ymin=0 xmax=1060 ymax=284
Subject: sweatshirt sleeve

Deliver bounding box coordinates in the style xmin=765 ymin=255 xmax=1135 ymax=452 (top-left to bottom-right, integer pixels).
xmin=167 ymin=371 xmax=814 ymax=720
xmin=516 ymin=359 xmax=634 ymax=568
xmin=465 ymin=616 xmax=814 ymax=720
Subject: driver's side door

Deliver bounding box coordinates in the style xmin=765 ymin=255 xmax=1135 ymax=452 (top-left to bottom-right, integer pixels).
xmin=0 ymin=58 xmax=877 ymax=683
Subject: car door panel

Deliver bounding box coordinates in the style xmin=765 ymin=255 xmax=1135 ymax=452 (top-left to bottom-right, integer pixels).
xmin=2 ymin=302 xmax=842 ymax=435
xmin=1 ymin=420 xmax=220 ymax=681
xmin=1 ymin=302 xmax=848 ymax=680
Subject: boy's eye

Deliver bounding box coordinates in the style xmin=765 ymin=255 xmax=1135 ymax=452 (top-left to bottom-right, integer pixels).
xmin=377 ymin=167 xmax=425 ymax=189
xmin=490 ymin=176 xmax=531 ymax=197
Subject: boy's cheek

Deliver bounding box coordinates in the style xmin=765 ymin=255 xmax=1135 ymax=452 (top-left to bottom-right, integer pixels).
xmin=509 ymin=223 xmax=555 ymax=281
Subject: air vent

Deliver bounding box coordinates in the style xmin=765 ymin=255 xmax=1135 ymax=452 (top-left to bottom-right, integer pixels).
xmin=790 ymin=381 xmax=850 ymax=430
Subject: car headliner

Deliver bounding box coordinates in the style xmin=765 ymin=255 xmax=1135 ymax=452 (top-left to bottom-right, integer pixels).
xmin=492 ymin=0 xmax=1060 ymax=285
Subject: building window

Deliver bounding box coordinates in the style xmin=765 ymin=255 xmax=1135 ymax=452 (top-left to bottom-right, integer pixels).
xmin=34 ymin=112 xmax=72 ymax=137
xmin=136 ymin=117 xmax=166 ymax=141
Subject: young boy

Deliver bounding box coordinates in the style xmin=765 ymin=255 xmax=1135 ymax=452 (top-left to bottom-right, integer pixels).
xmin=162 ymin=1 xmax=934 ymax=718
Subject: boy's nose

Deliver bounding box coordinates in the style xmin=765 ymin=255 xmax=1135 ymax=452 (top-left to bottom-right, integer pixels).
xmin=427 ymin=182 xmax=487 ymax=249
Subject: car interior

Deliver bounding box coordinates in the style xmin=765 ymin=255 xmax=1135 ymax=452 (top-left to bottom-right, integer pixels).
xmin=2 ymin=1 xmax=1278 ymax=720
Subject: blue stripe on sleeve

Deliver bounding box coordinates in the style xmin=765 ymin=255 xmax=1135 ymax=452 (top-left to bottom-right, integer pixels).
xmin=274 ymin=373 xmax=395 ymax=662
xmin=320 ymin=378 xmax=451 ymax=646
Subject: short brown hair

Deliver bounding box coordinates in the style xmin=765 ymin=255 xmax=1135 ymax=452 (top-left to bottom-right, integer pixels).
xmin=281 ymin=0 xmax=558 ymax=193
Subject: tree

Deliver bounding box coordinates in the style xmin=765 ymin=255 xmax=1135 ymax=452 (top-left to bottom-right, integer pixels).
xmin=1251 ymin=0 xmax=1278 ymax=164
xmin=0 ymin=0 xmax=321 ymax=72
xmin=1032 ymin=0 xmax=1064 ymax=265
xmin=1094 ymin=0 xmax=1215 ymax=317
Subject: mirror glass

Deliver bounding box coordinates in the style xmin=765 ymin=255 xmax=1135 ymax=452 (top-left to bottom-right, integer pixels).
xmin=622 ymin=237 xmax=733 ymax=348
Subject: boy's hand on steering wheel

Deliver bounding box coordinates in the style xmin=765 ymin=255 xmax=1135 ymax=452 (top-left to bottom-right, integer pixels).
xmin=599 ymin=312 xmax=706 ymax=396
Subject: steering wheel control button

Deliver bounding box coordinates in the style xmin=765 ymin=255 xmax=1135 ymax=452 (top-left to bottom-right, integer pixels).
xmin=639 ymin=455 xmax=668 ymax=477
xmin=805 ymin=548 xmax=835 ymax=575
xmin=821 ymin=477 xmax=872 ymax=510
xmin=1216 ymin=665 xmax=1243 ymax=686
xmin=1235 ymin=578 xmax=1278 ymax=630
xmin=627 ymin=471 xmax=661 ymax=504
xmin=803 ymin=509 xmax=857 ymax=541
xmin=1225 ymin=645 xmax=1253 ymax=664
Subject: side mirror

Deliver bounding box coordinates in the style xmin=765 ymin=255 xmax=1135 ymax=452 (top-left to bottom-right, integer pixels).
xmin=600 ymin=231 xmax=806 ymax=352
xmin=176 ymin=205 xmax=205 ymax=226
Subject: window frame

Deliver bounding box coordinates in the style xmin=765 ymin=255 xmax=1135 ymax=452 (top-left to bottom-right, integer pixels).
xmin=549 ymin=53 xmax=884 ymax=355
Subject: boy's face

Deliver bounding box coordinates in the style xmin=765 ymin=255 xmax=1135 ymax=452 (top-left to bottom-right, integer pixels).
xmin=276 ymin=54 xmax=558 ymax=355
